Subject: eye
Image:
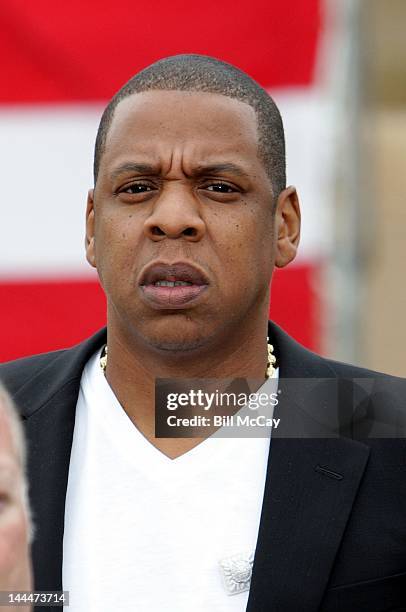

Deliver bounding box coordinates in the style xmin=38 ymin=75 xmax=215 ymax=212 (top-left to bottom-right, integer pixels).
xmin=0 ymin=492 xmax=10 ymax=513
xmin=119 ymin=183 xmax=155 ymax=194
xmin=204 ymin=182 xmax=238 ymax=193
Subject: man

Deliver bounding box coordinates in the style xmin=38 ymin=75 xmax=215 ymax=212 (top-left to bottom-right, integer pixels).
xmin=0 ymin=384 xmax=33 ymax=611
xmin=1 ymin=55 xmax=406 ymax=611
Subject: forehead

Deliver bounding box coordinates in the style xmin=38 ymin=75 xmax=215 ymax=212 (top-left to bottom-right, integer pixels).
xmin=103 ymin=90 xmax=261 ymax=169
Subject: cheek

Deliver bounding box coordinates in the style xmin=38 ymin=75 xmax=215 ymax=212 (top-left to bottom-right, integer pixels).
xmin=95 ymin=212 xmax=142 ymax=283
xmin=0 ymin=506 xmax=30 ymax=588
xmin=213 ymin=206 xmax=274 ymax=280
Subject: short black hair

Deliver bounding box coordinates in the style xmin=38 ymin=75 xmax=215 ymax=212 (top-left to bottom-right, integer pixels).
xmin=94 ymin=54 xmax=286 ymax=198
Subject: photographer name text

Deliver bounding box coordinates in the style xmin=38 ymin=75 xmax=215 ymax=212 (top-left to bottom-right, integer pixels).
xmin=166 ymin=415 xmax=281 ymax=428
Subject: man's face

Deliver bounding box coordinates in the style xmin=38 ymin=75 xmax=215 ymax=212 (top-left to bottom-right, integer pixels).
xmin=87 ymin=90 xmax=298 ymax=350
xmin=0 ymin=405 xmax=32 ymax=601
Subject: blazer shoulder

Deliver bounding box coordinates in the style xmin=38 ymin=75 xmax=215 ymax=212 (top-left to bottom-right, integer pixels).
xmin=0 ymin=327 xmax=107 ymax=402
xmin=269 ymin=321 xmax=403 ymax=382
xmin=321 ymin=355 xmax=403 ymax=382
xmin=0 ymin=349 xmax=70 ymax=394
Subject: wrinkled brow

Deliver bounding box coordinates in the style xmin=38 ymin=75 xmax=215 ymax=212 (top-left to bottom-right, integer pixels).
xmin=0 ymin=460 xmax=19 ymax=480
xmin=109 ymin=161 xmax=250 ymax=182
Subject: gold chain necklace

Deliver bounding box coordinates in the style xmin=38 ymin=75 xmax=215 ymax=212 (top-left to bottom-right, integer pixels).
xmin=100 ymin=336 xmax=276 ymax=378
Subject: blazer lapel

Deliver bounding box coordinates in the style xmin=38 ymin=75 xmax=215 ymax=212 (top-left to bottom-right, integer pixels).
xmin=15 ymin=329 xmax=107 ymax=591
xmin=247 ymin=323 xmax=371 ymax=612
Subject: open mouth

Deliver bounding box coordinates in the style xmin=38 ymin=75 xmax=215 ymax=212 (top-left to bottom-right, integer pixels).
xmin=153 ymin=280 xmax=194 ymax=287
xmin=139 ymin=262 xmax=209 ymax=308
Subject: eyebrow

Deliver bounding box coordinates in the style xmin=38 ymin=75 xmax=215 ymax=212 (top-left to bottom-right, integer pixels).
xmin=110 ymin=162 xmax=159 ymax=181
xmin=190 ymin=163 xmax=249 ymax=178
xmin=109 ymin=161 xmax=250 ymax=181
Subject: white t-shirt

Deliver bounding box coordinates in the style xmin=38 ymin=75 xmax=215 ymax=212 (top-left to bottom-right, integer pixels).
xmin=63 ymin=349 xmax=277 ymax=611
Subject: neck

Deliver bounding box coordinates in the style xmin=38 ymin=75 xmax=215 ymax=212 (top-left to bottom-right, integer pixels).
xmin=104 ymin=308 xmax=270 ymax=458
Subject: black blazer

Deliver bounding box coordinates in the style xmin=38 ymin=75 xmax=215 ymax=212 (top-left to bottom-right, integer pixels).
xmin=1 ymin=322 xmax=406 ymax=612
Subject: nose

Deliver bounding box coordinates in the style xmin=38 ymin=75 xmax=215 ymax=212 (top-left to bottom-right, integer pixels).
xmin=143 ymin=185 xmax=205 ymax=242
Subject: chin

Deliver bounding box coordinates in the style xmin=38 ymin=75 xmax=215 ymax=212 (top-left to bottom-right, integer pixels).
xmin=147 ymin=333 xmax=208 ymax=353
xmin=138 ymin=316 xmax=217 ymax=354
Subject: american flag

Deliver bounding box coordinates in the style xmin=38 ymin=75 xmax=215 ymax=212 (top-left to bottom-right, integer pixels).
xmin=0 ymin=0 xmax=335 ymax=361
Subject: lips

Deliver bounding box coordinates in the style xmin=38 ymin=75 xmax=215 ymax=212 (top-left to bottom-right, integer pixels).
xmin=139 ymin=262 xmax=209 ymax=308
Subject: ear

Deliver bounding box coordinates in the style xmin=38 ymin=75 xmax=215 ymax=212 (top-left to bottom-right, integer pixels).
xmin=274 ymin=186 xmax=301 ymax=268
xmin=85 ymin=189 xmax=96 ymax=268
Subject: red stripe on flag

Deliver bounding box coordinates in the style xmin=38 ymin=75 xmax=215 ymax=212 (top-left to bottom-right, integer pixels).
xmin=0 ymin=279 xmax=107 ymax=362
xmin=0 ymin=0 xmax=321 ymax=102
xmin=0 ymin=264 xmax=320 ymax=362
xmin=270 ymin=265 xmax=321 ymax=353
